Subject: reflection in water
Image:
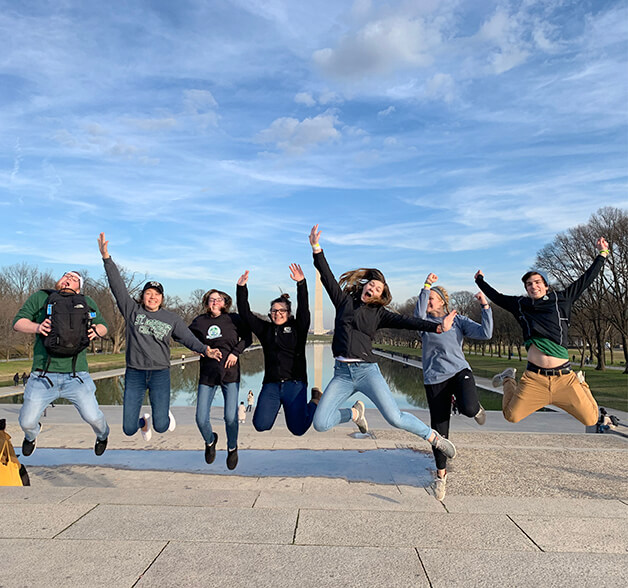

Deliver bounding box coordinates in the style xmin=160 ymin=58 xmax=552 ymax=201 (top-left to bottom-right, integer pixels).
xmin=4 ymin=344 xmax=503 ymax=410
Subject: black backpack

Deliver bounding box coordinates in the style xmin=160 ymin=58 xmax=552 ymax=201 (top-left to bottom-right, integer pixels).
xmin=40 ymin=289 xmax=95 ymax=381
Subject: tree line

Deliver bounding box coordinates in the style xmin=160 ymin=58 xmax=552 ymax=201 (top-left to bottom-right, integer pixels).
xmin=1 ymin=208 xmax=625 ymax=373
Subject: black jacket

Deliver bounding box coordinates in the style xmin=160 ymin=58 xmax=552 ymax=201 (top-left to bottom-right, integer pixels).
xmin=475 ymin=255 xmax=606 ymax=348
xmin=236 ymin=281 xmax=309 ymax=384
xmin=314 ymin=250 xmax=439 ymax=362
xmin=189 ymin=312 xmax=252 ymax=385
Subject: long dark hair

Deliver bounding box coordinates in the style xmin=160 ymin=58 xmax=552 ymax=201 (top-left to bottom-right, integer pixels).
xmin=338 ymin=268 xmax=392 ymax=306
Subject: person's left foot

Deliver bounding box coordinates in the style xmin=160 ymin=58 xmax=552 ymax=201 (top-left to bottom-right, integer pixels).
xmin=430 ymin=432 xmax=456 ymax=459
xmin=94 ymin=436 xmax=108 ymax=456
xmin=352 ymin=400 xmax=368 ymax=434
xmin=474 ymin=405 xmax=486 ymax=425
xmin=168 ymin=410 xmax=176 ymax=432
xmin=431 ymin=473 xmax=447 ymax=501
xmin=226 ymin=447 xmax=238 ymax=470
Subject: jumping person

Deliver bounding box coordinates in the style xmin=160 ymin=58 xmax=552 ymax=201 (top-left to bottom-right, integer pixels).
xmin=415 ymin=273 xmax=493 ymax=500
xmin=309 ymin=225 xmax=458 ymax=458
xmin=189 ymin=288 xmax=252 ymax=470
xmin=475 ymin=237 xmax=609 ymax=426
xmin=236 ymin=264 xmax=321 ymax=436
xmin=13 ymin=271 xmax=110 ymax=456
xmin=98 ymin=233 xmax=216 ymax=442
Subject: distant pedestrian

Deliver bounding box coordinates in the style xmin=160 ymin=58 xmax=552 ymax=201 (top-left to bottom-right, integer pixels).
xmin=21 ymin=373 xmax=29 ymax=386
xmin=13 ymin=373 xmax=19 ymax=387
xmin=246 ymin=390 xmax=254 ymax=412
xmin=238 ymin=402 xmax=246 ymax=424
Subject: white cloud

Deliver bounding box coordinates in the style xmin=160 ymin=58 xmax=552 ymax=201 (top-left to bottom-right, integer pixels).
xmin=378 ymin=105 xmax=396 ymax=117
xmin=313 ymin=15 xmax=441 ymax=78
xmin=295 ymin=92 xmax=316 ymax=106
xmin=423 ymin=73 xmax=455 ymax=102
xmin=255 ymin=112 xmax=341 ymax=154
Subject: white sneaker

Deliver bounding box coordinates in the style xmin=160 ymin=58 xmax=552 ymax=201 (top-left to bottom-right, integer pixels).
xmin=576 ymin=370 xmax=586 ymax=383
xmin=140 ymin=413 xmax=152 ymax=441
xmin=352 ymin=400 xmax=368 ymax=434
xmin=432 ymin=473 xmax=447 ymax=501
xmin=492 ymin=368 xmax=517 ymax=388
xmin=168 ymin=410 xmax=176 ymax=432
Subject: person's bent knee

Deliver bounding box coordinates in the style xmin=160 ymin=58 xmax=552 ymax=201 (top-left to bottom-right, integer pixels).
xmin=253 ymin=417 xmax=271 ymax=432
xmin=287 ymin=424 xmax=307 ymax=436
xmin=313 ymin=415 xmax=331 ymax=432
xmin=502 ymin=408 xmax=524 ymax=424
xmin=123 ymin=424 xmax=138 ymax=437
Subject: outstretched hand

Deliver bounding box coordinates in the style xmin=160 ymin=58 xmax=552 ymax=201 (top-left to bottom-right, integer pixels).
xmin=425 ymin=273 xmax=438 ymax=286
xmin=441 ymin=310 xmax=457 ymax=332
xmin=309 ymin=224 xmax=321 ymax=247
xmin=237 ymin=271 xmax=249 ymax=286
xmin=98 ymin=233 xmax=110 ymax=259
xmin=596 ymin=237 xmax=609 ymax=255
xmin=289 ymin=263 xmax=304 ymax=282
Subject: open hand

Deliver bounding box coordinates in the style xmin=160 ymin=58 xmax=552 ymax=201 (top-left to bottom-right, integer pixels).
xmin=237 ymin=271 xmax=249 ymax=286
xmin=289 ymin=263 xmax=304 ymax=282
xmin=98 ymin=233 xmax=110 ymax=259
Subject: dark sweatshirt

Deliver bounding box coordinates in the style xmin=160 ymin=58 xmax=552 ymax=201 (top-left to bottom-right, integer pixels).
xmin=475 ymin=254 xmax=606 ymax=348
xmin=188 ymin=312 xmax=252 ymax=386
xmin=314 ymin=250 xmax=440 ymax=362
xmin=237 ymin=280 xmax=309 ymax=384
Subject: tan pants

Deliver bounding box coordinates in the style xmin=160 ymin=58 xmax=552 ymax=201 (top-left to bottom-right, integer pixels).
xmin=503 ymin=370 xmax=598 ymax=426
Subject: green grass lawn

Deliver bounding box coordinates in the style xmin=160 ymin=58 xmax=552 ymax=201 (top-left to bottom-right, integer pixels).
xmin=375 ymin=344 xmax=628 ymax=413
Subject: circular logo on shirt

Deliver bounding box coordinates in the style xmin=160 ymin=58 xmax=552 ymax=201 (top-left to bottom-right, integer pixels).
xmin=206 ymin=325 xmax=222 ymax=339
xmin=283 ymin=326 xmax=292 ymax=334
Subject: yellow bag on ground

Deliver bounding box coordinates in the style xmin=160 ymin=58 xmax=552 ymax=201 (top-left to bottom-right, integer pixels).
xmin=0 ymin=428 xmax=24 ymax=486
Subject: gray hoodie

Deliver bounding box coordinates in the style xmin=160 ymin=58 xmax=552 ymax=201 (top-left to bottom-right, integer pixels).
xmin=104 ymin=257 xmax=206 ymax=370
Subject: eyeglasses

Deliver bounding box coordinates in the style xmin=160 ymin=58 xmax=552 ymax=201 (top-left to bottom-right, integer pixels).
xmin=208 ymin=297 xmax=224 ymax=303
xmin=270 ymin=309 xmax=288 ymax=315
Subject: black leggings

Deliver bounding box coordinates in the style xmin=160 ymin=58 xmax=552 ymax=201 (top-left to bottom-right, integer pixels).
xmin=424 ymin=368 xmax=480 ymax=470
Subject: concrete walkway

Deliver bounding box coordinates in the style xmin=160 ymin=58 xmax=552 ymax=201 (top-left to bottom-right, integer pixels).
xmin=1 ymin=401 xmax=627 ymax=587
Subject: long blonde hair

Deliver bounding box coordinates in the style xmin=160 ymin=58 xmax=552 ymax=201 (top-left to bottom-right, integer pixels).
xmin=338 ymin=268 xmax=392 ymax=306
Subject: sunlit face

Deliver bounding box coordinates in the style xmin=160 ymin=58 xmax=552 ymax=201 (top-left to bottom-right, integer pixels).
xmin=56 ymin=273 xmax=81 ymax=292
xmin=361 ymin=279 xmax=385 ymax=303
xmin=207 ymin=294 xmax=225 ymax=317
xmin=525 ymin=274 xmax=548 ymax=300
xmin=269 ymin=302 xmax=290 ymax=325
xmin=142 ymin=288 xmax=163 ymax=312
xmin=427 ymin=290 xmax=446 ymax=316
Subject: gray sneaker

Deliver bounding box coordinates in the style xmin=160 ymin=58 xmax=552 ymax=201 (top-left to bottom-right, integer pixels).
xmin=352 ymin=400 xmax=368 ymax=434
xmin=492 ymin=368 xmax=517 ymax=388
xmin=431 ymin=474 xmax=447 ymax=501
xmin=474 ymin=405 xmax=486 ymax=425
xmin=430 ymin=432 xmax=456 ymax=459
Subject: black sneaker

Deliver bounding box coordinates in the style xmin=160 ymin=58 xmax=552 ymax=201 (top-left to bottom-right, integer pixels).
xmin=226 ymin=447 xmax=238 ymax=470
xmin=205 ymin=432 xmax=218 ymax=464
xmin=22 ymin=437 xmax=36 ymax=457
xmin=94 ymin=436 xmax=108 ymax=456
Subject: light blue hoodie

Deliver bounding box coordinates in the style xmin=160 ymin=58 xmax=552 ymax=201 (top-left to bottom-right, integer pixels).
xmin=414 ymin=288 xmax=493 ymax=385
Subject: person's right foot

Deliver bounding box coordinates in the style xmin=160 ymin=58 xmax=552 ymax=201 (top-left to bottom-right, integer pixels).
xmin=226 ymin=447 xmax=238 ymax=470
xmin=311 ymin=387 xmax=322 ymax=404
xmin=352 ymin=400 xmax=368 ymax=434
xmin=431 ymin=473 xmax=447 ymax=501
xmin=492 ymin=368 xmax=517 ymax=388
xmin=21 ymin=437 xmax=36 ymax=457
xmin=94 ymin=436 xmax=108 ymax=456
xmin=205 ymin=432 xmax=218 ymax=464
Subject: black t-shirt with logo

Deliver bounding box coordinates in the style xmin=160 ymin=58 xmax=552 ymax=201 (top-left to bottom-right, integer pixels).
xmin=189 ymin=312 xmax=251 ymax=385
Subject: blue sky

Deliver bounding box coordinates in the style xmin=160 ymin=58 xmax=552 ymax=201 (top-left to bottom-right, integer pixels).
xmin=1 ymin=0 xmax=626 ymax=327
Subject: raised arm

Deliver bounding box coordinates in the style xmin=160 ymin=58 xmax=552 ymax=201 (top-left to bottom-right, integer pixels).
xmin=236 ymin=271 xmax=267 ymax=336
xmin=458 ymin=292 xmax=493 ymax=340
xmin=99 ymin=232 xmax=136 ymax=318
xmin=414 ymin=273 xmax=438 ymax=321
xmin=290 ymin=263 xmax=310 ymax=331
xmin=310 ymin=225 xmax=346 ymax=307
xmin=560 ymin=237 xmax=609 ymax=301
xmin=474 ymin=270 xmax=519 ymax=314
xmin=380 ymin=308 xmax=457 ymax=334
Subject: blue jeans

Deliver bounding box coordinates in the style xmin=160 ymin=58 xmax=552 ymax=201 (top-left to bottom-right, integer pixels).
xmin=19 ymin=371 xmax=109 ymax=442
xmin=253 ymin=380 xmax=316 ymax=436
xmin=196 ymin=382 xmax=239 ymax=449
xmin=313 ymin=361 xmax=433 ymax=440
xmin=123 ymin=367 xmax=171 ymax=436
